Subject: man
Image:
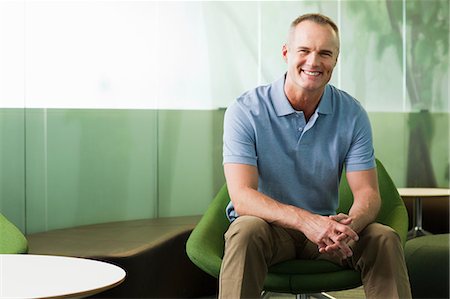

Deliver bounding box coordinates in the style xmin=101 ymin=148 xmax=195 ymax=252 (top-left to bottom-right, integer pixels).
xmin=220 ymin=13 xmax=411 ymax=299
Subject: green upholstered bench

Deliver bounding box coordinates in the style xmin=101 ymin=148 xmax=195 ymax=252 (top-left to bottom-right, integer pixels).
xmin=26 ymin=216 xmax=217 ymax=298
xmin=405 ymin=234 xmax=449 ymax=299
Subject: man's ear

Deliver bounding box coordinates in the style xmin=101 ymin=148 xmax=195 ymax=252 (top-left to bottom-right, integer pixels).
xmin=334 ymin=50 xmax=340 ymax=65
xmin=282 ymin=44 xmax=288 ymax=63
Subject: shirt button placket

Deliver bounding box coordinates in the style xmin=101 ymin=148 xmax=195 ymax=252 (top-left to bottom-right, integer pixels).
xmin=295 ymin=112 xmax=305 ymax=141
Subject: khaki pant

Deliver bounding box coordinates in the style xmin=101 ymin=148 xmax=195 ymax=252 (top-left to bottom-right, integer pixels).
xmin=219 ymin=215 xmax=412 ymax=299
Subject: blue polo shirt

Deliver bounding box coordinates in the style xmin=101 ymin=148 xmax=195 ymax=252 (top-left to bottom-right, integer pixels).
xmin=223 ymin=75 xmax=375 ymax=221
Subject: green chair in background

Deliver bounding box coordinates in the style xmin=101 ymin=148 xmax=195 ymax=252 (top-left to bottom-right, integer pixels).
xmin=186 ymin=159 xmax=408 ymax=298
xmin=405 ymin=234 xmax=449 ymax=298
xmin=0 ymin=213 xmax=28 ymax=254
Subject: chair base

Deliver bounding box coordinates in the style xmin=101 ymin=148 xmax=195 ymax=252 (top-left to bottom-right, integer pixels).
xmin=296 ymin=293 xmax=336 ymax=299
xmin=262 ymin=291 xmax=336 ymax=299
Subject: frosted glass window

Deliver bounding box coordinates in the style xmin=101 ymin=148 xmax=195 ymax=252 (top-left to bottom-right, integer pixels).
xmin=201 ymin=1 xmax=259 ymax=109
xmin=404 ymin=0 xmax=449 ymax=113
xmin=155 ymin=2 xmax=212 ymax=109
xmin=25 ymin=1 xmax=157 ymax=109
xmin=0 ymin=1 xmax=25 ymax=108
xmin=340 ymin=1 xmax=404 ymax=112
xmin=0 ymin=0 xmax=448 ymax=112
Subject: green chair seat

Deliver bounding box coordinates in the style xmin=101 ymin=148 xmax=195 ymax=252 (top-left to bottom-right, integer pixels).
xmin=268 ymin=259 xmax=350 ymax=275
xmin=0 ymin=213 xmax=28 ymax=254
xmin=186 ymin=159 xmax=408 ymax=295
xmin=266 ymin=260 xmax=362 ymax=293
xmin=266 ymin=268 xmax=361 ymax=294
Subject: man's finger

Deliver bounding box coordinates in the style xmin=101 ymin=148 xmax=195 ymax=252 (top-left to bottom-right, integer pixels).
xmin=335 ymin=233 xmax=347 ymax=241
xmin=328 ymin=240 xmax=353 ymax=259
xmin=329 ymin=213 xmax=349 ymax=222
xmin=336 ymin=224 xmax=359 ymax=241
xmin=325 ymin=243 xmax=347 ymax=259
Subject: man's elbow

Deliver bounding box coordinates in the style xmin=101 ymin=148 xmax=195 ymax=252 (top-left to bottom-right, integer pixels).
xmin=233 ymin=201 xmax=245 ymax=216
xmin=229 ymin=192 xmax=245 ymax=215
xmin=228 ymin=188 xmax=250 ymax=216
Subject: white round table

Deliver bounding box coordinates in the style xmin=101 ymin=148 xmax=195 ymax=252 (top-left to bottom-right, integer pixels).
xmin=0 ymin=254 xmax=126 ymax=299
xmin=397 ymin=188 xmax=450 ymax=239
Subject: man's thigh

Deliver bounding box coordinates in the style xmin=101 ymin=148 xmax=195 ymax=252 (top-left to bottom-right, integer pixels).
xmin=225 ymin=216 xmax=308 ymax=266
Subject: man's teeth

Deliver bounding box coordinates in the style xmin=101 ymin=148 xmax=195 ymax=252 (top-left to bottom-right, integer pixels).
xmin=304 ymin=70 xmax=320 ymax=76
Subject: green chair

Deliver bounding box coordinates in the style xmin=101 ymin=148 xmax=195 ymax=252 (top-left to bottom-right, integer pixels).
xmin=405 ymin=234 xmax=449 ymax=299
xmin=0 ymin=213 xmax=28 ymax=254
xmin=186 ymin=159 xmax=408 ymax=298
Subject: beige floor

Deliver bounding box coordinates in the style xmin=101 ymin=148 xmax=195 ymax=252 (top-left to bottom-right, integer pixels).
xmin=267 ymin=286 xmax=366 ymax=299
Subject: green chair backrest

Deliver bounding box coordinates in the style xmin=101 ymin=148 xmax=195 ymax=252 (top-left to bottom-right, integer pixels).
xmin=0 ymin=213 xmax=28 ymax=254
xmin=186 ymin=158 xmax=408 ymax=278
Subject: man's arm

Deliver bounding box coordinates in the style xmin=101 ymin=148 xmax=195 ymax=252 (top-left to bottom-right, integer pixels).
xmin=224 ymin=163 xmax=359 ymax=259
xmin=323 ymin=167 xmax=381 ymax=254
xmin=346 ymin=168 xmax=381 ymax=233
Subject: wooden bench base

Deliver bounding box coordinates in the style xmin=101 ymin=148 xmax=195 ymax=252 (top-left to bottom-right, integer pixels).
xmin=27 ymin=216 xmax=217 ymax=298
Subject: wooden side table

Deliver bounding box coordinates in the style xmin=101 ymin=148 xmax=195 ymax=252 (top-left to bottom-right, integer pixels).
xmin=397 ymin=188 xmax=450 ymax=239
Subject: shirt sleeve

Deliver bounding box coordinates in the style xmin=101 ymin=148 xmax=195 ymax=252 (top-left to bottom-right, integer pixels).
xmin=223 ymin=101 xmax=258 ymax=166
xmin=345 ymin=108 xmax=376 ymax=172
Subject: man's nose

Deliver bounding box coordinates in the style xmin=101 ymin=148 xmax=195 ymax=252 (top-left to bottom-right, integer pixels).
xmin=305 ymin=52 xmax=320 ymax=66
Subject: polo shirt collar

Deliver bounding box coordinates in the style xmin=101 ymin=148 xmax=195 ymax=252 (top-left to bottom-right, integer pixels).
xmin=272 ymin=74 xmax=333 ymax=117
xmin=272 ymin=75 xmax=295 ymax=117
xmin=317 ymin=85 xmax=332 ymax=115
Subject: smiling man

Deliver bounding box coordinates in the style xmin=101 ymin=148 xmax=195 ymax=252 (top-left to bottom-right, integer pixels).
xmin=219 ymin=14 xmax=411 ymax=299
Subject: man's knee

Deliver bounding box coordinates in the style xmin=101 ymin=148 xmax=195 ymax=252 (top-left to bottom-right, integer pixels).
xmin=224 ymin=216 xmax=273 ymax=248
xmin=357 ymin=223 xmax=403 ymax=263
xmin=362 ymin=222 xmax=401 ymax=246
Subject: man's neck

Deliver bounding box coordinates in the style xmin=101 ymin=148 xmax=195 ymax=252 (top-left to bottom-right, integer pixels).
xmin=284 ymin=84 xmax=325 ymax=122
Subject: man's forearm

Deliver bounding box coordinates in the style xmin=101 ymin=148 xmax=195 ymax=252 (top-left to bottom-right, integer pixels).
xmin=345 ymin=168 xmax=382 ymax=234
xmin=348 ymin=191 xmax=381 ymax=233
xmin=224 ymin=163 xmax=308 ymax=231
xmin=230 ymin=185 xmax=305 ymax=230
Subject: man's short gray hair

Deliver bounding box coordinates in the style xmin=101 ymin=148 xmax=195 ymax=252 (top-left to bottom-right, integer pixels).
xmin=290 ymin=13 xmax=339 ymax=38
xmin=288 ymin=13 xmax=340 ymax=50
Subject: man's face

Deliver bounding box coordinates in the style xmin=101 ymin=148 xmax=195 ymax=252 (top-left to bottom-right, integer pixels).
xmin=282 ymin=20 xmax=339 ymax=94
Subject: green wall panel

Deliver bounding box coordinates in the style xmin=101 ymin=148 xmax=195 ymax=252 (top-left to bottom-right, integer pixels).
xmin=25 ymin=109 xmax=158 ymax=233
xmin=428 ymin=113 xmax=449 ymax=188
xmin=370 ymin=112 xmax=408 ymax=187
xmin=25 ymin=109 xmax=47 ymax=233
xmin=157 ymin=110 xmax=225 ymax=217
xmin=0 ymin=109 xmax=25 ymax=232
xmin=370 ymin=112 xmax=449 ymax=188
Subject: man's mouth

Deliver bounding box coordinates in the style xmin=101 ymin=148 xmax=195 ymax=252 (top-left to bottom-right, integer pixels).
xmin=302 ymin=70 xmax=321 ymax=76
